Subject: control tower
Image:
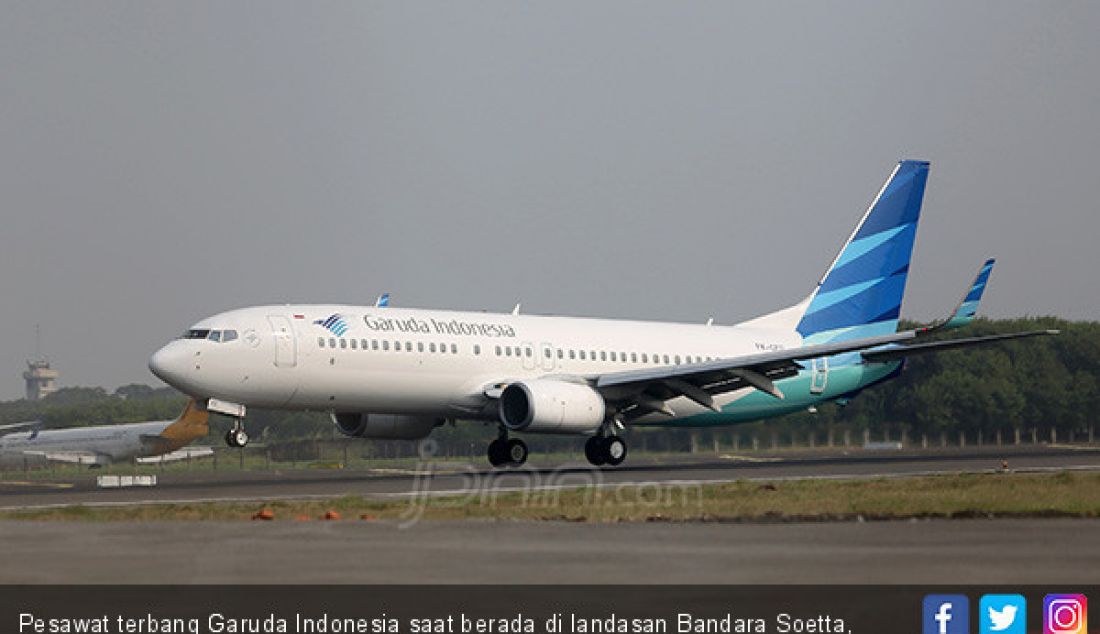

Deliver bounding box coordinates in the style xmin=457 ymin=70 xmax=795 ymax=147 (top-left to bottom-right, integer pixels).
xmin=23 ymin=360 xmax=58 ymax=401
xmin=22 ymin=325 xmax=58 ymax=401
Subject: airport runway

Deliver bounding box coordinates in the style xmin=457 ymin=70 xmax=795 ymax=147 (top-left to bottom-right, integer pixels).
xmin=0 ymin=445 xmax=1097 ymax=510
xmin=1 ymin=517 xmax=1097 ymax=583
xmin=2 ymin=447 xmax=1098 ymax=584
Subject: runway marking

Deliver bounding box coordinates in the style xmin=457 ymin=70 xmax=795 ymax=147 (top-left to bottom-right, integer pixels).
xmin=717 ymin=454 xmax=783 ymax=463
xmin=0 ymin=481 xmax=74 ymax=490
xmin=1 ymin=463 xmax=1098 ymax=512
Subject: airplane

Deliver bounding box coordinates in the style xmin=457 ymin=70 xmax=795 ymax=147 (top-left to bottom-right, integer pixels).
xmin=0 ymin=399 xmax=210 ymax=468
xmin=148 ymin=160 xmax=1055 ymax=467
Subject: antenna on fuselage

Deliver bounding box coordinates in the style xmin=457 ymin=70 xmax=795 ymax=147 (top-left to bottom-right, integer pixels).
xmin=374 ymin=293 xmax=390 ymax=308
xmin=705 ymin=318 xmax=714 ymax=326
xmin=512 ymin=303 xmax=521 ymax=315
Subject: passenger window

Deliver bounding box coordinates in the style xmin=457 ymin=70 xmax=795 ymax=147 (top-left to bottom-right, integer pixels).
xmin=318 ymin=337 xmax=325 ymax=348
xmin=339 ymin=339 xmax=346 ymax=349
xmin=451 ymin=343 xmax=458 ymax=354
xmin=430 ymin=343 xmax=436 ymax=353
xmin=474 ymin=344 xmax=481 ymax=355
xmin=569 ymin=350 xmax=576 ymax=360
xmin=495 ymin=345 xmax=501 ymax=356
xmin=557 ymin=349 xmax=563 ymax=359
xmin=515 ymin=347 xmax=522 ymax=357
xmin=350 ymin=339 xmax=357 ymax=350
xmin=579 ymin=350 xmax=586 ymax=360
xmin=600 ymin=351 xmax=607 ymax=362
xmin=675 ymin=355 xmax=681 ymax=364
xmin=418 ymin=342 xmax=424 ymax=353
xmin=545 ymin=348 xmax=552 ymax=358
xmin=610 ymin=352 xmax=617 ymax=362
xmin=663 ymin=354 xmax=670 ymax=364
xmin=329 ymin=338 xmax=337 ymax=348
xmin=361 ymin=339 xmax=368 ymax=350
xmin=382 ymin=341 xmax=390 ymax=351
xmin=406 ymin=342 xmax=413 ymax=352
xmin=371 ymin=340 xmax=379 ymax=351
xmin=505 ymin=347 xmax=512 ymax=357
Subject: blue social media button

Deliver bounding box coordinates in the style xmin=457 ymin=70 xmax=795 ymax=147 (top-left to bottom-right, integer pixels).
xmin=925 ymin=595 xmax=970 ymax=634
xmin=980 ymin=595 xmax=1026 ymax=634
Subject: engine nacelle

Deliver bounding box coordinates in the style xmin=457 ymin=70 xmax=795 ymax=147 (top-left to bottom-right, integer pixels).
xmin=499 ymin=379 xmax=606 ymax=434
xmin=331 ymin=412 xmax=442 ymax=440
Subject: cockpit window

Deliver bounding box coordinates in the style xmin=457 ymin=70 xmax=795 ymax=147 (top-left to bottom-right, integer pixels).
xmin=181 ymin=328 xmax=238 ymax=343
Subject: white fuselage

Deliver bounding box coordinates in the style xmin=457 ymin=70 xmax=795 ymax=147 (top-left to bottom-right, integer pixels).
xmin=0 ymin=420 xmax=174 ymax=467
xmin=149 ymin=305 xmax=805 ymax=423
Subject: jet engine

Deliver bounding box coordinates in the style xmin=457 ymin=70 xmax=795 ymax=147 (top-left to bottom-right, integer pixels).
xmin=331 ymin=413 xmax=442 ymax=440
xmin=499 ymin=379 xmax=606 ymax=434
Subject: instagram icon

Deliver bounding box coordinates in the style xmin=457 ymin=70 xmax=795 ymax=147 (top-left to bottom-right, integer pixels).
xmin=1045 ymin=595 xmax=1087 ymax=634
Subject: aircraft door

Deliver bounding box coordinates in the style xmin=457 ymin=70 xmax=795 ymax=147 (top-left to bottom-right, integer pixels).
xmin=810 ymin=357 xmax=828 ymax=394
xmin=521 ymin=342 xmax=537 ymax=371
xmin=540 ymin=342 xmax=556 ymax=371
xmin=267 ymin=315 xmax=297 ymax=368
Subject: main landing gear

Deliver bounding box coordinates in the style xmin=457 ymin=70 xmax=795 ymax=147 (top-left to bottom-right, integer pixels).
xmin=584 ymin=435 xmax=627 ymax=467
xmin=224 ymin=418 xmax=249 ymax=448
xmin=487 ymin=429 xmax=528 ymax=468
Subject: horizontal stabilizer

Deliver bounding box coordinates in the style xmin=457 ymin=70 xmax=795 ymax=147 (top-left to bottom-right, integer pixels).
xmin=861 ymin=329 xmax=1058 ymax=363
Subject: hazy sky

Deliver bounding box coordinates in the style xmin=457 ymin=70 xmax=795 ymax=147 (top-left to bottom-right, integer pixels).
xmin=1 ymin=1 xmax=1098 ymax=399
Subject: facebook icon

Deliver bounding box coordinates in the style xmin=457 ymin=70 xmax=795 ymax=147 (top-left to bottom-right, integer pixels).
xmin=924 ymin=595 xmax=970 ymax=634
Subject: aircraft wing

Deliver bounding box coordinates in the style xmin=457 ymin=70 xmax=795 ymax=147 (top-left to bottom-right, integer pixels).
xmin=590 ymin=326 xmax=1056 ymax=420
xmin=590 ymin=330 xmax=917 ymax=418
xmin=0 ymin=421 xmax=40 ymax=436
xmin=136 ymin=446 xmax=214 ymax=464
xmin=860 ymin=329 xmax=1058 ymax=363
xmin=19 ymin=450 xmax=111 ymax=466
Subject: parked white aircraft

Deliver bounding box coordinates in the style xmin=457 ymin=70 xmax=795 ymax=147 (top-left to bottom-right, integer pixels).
xmin=149 ymin=161 xmax=1053 ymax=467
xmin=0 ymin=400 xmax=210 ymax=468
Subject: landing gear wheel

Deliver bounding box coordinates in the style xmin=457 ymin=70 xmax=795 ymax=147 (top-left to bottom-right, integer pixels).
xmin=505 ymin=438 xmax=528 ymax=467
xmin=604 ymin=436 xmax=627 ymax=466
xmin=232 ymin=428 xmax=249 ymax=448
xmin=225 ymin=429 xmax=239 ymax=448
xmin=487 ymin=439 xmax=508 ymax=467
xmin=584 ymin=436 xmax=606 ymax=466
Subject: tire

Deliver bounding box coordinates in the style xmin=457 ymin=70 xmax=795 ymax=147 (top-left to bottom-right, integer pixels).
xmin=487 ymin=439 xmax=507 ymax=467
xmin=233 ymin=429 xmax=249 ymax=447
xmin=584 ymin=436 xmax=606 ymax=466
xmin=604 ymin=437 xmax=627 ymax=466
xmin=505 ymin=438 xmax=528 ymax=466
xmin=224 ymin=430 xmax=238 ymax=448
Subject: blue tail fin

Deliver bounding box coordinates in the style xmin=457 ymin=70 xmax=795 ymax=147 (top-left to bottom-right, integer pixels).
xmin=796 ymin=160 xmax=930 ymax=343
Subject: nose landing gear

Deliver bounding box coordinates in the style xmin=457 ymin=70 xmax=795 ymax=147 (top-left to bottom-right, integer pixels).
xmin=224 ymin=419 xmax=249 ymax=448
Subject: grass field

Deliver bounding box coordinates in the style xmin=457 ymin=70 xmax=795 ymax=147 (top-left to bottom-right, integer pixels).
xmin=2 ymin=471 xmax=1098 ymax=523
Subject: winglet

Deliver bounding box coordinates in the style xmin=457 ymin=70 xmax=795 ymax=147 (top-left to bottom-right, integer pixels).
xmin=924 ymin=258 xmax=995 ymax=332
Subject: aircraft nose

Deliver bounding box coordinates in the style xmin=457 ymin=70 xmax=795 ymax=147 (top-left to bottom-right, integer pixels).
xmin=148 ymin=342 xmax=191 ymax=388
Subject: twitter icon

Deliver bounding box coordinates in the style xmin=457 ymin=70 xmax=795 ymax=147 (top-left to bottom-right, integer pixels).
xmin=981 ymin=595 xmax=1026 ymax=634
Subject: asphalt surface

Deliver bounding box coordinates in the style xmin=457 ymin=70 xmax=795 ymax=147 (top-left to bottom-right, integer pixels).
xmin=1 ymin=447 xmax=1098 ymax=584
xmin=0 ymin=445 xmax=1097 ymax=510
xmin=1 ymin=518 xmax=1097 ymax=584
